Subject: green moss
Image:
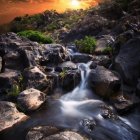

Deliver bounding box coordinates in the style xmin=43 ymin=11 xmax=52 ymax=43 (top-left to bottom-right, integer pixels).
xmin=17 ymin=30 xmax=54 ymax=44
xmin=75 ymin=36 xmax=97 ymax=54
xmin=8 ymin=84 xmax=20 ymax=97
xmin=59 ymin=69 xmax=67 ymax=79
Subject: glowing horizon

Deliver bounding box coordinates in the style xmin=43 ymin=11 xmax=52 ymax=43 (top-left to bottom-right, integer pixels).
xmin=0 ymin=0 xmax=100 ymax=25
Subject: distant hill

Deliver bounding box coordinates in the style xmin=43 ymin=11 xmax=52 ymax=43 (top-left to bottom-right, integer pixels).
xmin=0 ymin=0 xmax=139 ymax=43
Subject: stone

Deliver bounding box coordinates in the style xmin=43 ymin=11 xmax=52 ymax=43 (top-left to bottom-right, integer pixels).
xmin=112 ymin=95 xmax=134 ymax=114
xmin=42 ymin=131 xmax=86 ymax=140
xmin=70 ymin=53 xmax=93 ymax=63
xmin=95 ymin=35 xmax=114 ymax=55
xmin=26 ymin=126 xmax=59 ymax=140
xmin=92 ymin=55 xmax=111 ymax=68
xmin=0 ymin=71 xmax=21 ymax=95
xmin=114 ymin=38 xmax=140 ymax=86
xmin=0 ymin=101 xmax=27 ymax=132
xmin=89 ymin=66 xmax=120 ymax=98
xmin=23 ymin=67 xmax=48 ymax=91
xmin=0 ymin=56 xmax=2 ymax=72
xmin=17 ymin=88 xmax=46 ymax=111
xmin=59 ymin=70 xmax=81 ymax=91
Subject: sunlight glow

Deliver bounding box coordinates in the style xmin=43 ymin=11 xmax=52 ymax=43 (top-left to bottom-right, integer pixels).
xmin=71 ymin=0 xmax=80 ymax=9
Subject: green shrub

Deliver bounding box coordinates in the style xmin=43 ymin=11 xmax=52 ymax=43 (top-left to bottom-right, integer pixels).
xmin=75 ymin=36 xmax=97 ymax=54
xmin=17 ymin=30 xmax=53 ymax=44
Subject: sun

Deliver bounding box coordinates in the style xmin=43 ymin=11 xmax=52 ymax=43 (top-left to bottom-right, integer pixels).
xmin=71 ymin=0 xmax=80 ymax=8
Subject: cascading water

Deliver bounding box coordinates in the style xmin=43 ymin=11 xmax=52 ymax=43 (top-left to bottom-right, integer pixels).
xmin=1 ymin=47 xmax=140 ymax=140
xmin=61 ymin=61 xmax=94 ymax=101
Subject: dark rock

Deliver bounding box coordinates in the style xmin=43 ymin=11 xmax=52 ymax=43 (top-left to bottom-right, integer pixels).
xmin=92 ymin=55 xmax=111 ymax=68
xmin=71 ymin=53 xmax=93 ymax=63
xmin=17 ymin=88 xmax=46 ymax=111
xmin=40 ymin=44 xmax=66 ymax=65
xmin=23 ymin=67 xmax=49 ymax=92
xmin=0 ymin=101 xmax=27 ymax=132
xmin=89 ymin=66 xmax=121 ymax=98
xmin=3 ymin=51 xmax=25 ymax=71
xmin=136 ymin=80 xmax=140 ymax=96
xmin=0 ymin=71 xmax=22 ymax=95
xmin=100 ymin=104 xmax=118 ymax=120
xmin=112 ymin=95 xmax=134 ymax=114
xmin=59 ymin=70 xmax=80 ymax=91
xmin=114 ymin=38 xmax=140 ymax=86
xmin=89 ymin=61 xmax=97 ymax=69
xmin=26 ymin=126 xmax=59 ymax=140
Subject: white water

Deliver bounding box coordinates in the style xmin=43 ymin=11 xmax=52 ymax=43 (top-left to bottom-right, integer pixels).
xmin=61 ymin=61 xmax=95 ymax=101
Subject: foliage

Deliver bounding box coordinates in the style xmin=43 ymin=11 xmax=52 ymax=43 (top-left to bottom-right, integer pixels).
xmin=8 ymin=84 xmax=20 ymax=97
xmin=17 ymin=30 xmax=53 ymax=44
xmin=59 ymin=69 xmax=67 ymax=79
xmin=75 ymin=36 xmax=97 ymax=54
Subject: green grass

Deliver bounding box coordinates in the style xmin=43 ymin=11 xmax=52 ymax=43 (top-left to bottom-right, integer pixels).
xmin=17 ymin=30 xmax=54 ymax=44
xmin=75 ymin=36 xmax=97 ymax=54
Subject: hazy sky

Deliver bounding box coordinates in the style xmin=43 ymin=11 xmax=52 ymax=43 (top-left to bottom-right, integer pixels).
xmin=0 ymin=0 xmax=100 ymax=25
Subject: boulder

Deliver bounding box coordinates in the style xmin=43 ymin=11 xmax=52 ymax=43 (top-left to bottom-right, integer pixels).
xmin=89 ymin=66 xmax=120 ymax=97
xmin=17 ymin=88 xmax=46 ymax=111
xmin=26 ymin=126 xmax=59 ymax=140
xmin=114 ymin=38 xmax=140 ymax=86
xmin=0 ymin=101 xmax=27 ymax=132
xmin=43 ymin=131 xmax=86 ymax=140
xmin=95 ymin=35 xmax=114 ymax=55
xmin=59 ymin=70 xmax=81 ymax=91
xmin=92 ymin=55 xmax=111 ymax=68
xmin=70 ymin=53 xmax=93 ymax=63
xmin=55 ymin=61 xmax=77 ymax=72
xmin=23 ymin=67 xmax=49 ymax=91
xmin=40 ymin=44 xmax=66 ymax=65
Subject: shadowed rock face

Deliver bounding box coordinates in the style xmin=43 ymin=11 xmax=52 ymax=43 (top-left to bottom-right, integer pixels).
xmin=114 ymin=38 xmax=140 ymax=86
xmin=0 ymin=101 xmax=27 ymax=132
xmin=89 ymin=66 xmax=121 ymax=98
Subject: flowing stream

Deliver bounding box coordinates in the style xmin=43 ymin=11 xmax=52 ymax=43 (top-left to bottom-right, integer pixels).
xmin=0 ymin=48 xmax=140 ymax=140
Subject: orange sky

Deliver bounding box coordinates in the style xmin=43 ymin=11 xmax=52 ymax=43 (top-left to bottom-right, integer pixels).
xmin=0 ymin=0 xmax=100 ymax=25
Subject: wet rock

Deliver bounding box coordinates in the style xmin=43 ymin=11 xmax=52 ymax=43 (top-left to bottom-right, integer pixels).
xmin=42 ymin=131 xmax=86 ymax=140
xmin=23 ymin=67 xmax=49 ymax=92
xmin=80 ymin=118 xmax=96 ymax=133
xmin=92 ymin=55 xmax=111 ymax=68
xmin=57 ymin=61 xmax=77 ymax=71
xmin=70 ymin=53 xmax=93 ymax=63
xmin=95 ymin=35 xmax=114 ymax=55
xmin=112 ymin=95 xmax=134 ymax=114
xmin=26 ymin=126 xmax=59 ymax=140
xmin=89 ymin=61 xmax=97 ymax=69
xmin=100 ymin=104 xmax=118 ymax=120
xmin=17 ymin=88 xmax=46 ymax=112
xmin=59 ymin=70 xmax=80 ymax=91
xmin=89 ymin=66 xmax=121 ymax=98
xmin=0 ymin=101 xmax=27 ymax=132
xmin=0 ymin=71 xmax=21 ymax=95
xmin=114 ymin=38 xmax=140 ymax=86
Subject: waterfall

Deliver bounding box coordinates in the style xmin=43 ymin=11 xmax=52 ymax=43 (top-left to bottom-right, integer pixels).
xmin=61 ymin=61 xmax=93 ymax=101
